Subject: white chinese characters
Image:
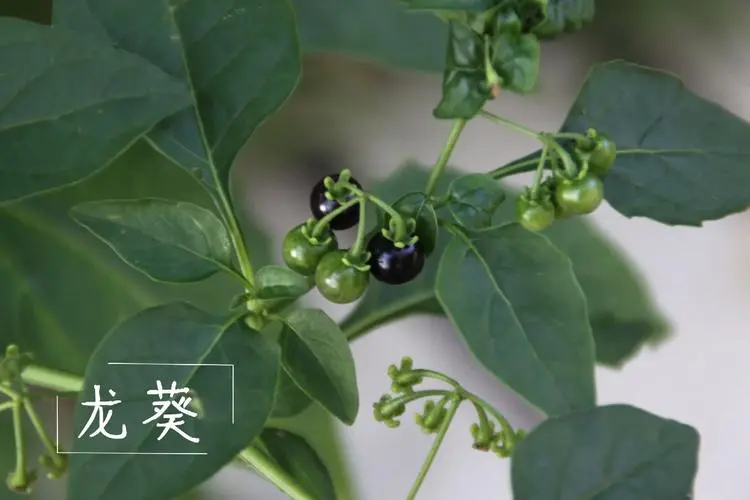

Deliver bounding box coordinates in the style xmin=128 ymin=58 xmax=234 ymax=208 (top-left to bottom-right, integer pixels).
xmin=142 ymin=380 xmax=200 ymax=444
xmin=77 ymin=380 xmax=200 ymax=444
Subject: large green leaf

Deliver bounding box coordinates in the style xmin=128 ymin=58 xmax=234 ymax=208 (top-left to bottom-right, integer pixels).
xmin=447 ymin=173 xmax=507 ymax=230
xmin=559 ymin=60 xmax=750 ymax=226
xmin=512 ymin=404 xmax=700 ymax=499
xmin=0 ymin=18 xmax=189 ymax=203
xmin=280 ymin=309 xmax=359 ymax=425
xmin=539 ymin=218 xmax=669 ymax=366
xmin=533 ymin=0 xmax=596 ymax=38
xmin=270 ymin=370 xmax=313 ymax=420
xmin=70 ymin=200 xmax=237 ymax=284
xmin=67 ymin=302 xmax=280 ymax=500
xmin=0 ymin=141 xmax=270 ymax=377
xmin=341 ymin=163 xmax=461 ymax=339
xmin=290 ymin=0 xmax=447 ymax=73
xmin=255 ymin=265 xmax=312 ymax=301
xmin=54 ymin=0 xmax=301 ymax=196
xmin=258 ymin=428 xmax=336 ymax=500
xmin=436 ymin=223 xmax=596 ymax=416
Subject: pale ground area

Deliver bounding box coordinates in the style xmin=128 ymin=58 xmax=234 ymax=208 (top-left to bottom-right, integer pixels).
xmin=206 ymin=24 xmax=750 ymax=500
xmin=33 ymin=15 xmax=750 ymax=500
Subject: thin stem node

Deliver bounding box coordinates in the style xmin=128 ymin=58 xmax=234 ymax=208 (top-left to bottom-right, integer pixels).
xmin=406 ymin=395 xmax=462 ymax=500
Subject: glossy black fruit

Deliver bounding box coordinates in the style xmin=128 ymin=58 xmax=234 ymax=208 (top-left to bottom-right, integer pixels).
xmin=367 ymin=233 xmax=425 ymax=285
xmin=309 ymin=174 xmax=361 ymax=230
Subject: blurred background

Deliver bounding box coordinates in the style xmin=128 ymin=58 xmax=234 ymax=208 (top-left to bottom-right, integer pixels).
xmin=1 ymin=0 xmax=749 ymax=498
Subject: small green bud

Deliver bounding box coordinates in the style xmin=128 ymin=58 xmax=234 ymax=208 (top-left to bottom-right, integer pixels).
xmin=470 ymin=416 xmax=497 ymax=451
xmin=415 ymin=399 xmax=448 ymax=435
xmin=38 ymin=454 xmax=67 ymax=479
xmin=387 ymin=356 xmax=422 ymax=394
xmin=6 ymin=469 xmax=36 ymax=494
xmin=373 ymin=394 xmax=406 ymax=428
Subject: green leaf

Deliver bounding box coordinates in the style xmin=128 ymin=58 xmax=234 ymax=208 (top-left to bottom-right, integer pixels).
xmin=436 ymin=223 xmax=596 ymax=416
xmin=560 ymin=60 xmax=750 ymax=226
xmin=67 ymin=302 xmax=280 ymax=500
xmin=271 ymin=370 xmax=313 ymax=420
xmin=511 ymin=404 xmax=700 ymax=499
xmin=448 ymin=173 xmax=507 ymax=229
xmin=0 ymin=141 xmax=266 ymax=376
xmin=341 ymin=163 xmax=461 ymax=339
xmin=258 ymin=428 xmax=336 ymax=500
xmin=491 ymin=31 xmax=540 ymax=92
xmin=539 ymin=217 xmax=669 ymax=366
xmin=70 ymin=199 xmax=236 ymax=284
xmin=0 ymin=18 xmax=190 ymax=204
xmin=434 ymin=22 xmax=488 ymax=120
xmin=255 ymin=265 xmax=312 ymax=300
xmin=54 ymin=0 xmax=300 ymax=196
xmin=280 ymin=309 xmax=359 ymax=425
xmin=270 ymin=404 xmax=357 ymax=500
xmin=533 ymin=0 xmax=595 ymax=38
xmin=290 ymin=0 xmax=447 ymax=73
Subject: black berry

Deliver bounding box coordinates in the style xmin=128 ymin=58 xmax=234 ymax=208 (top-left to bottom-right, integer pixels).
xmin=309 ymin=174 xmax=362 ymax=231
xmin=367 ymin=232 xmax=425 ymax=285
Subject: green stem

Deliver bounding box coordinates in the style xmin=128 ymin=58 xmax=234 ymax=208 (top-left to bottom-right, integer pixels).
xmin=488 ymin=158 xmax=540 ymax=179
xmin=384 ymin=390 xmax=452 ymax=411
xmin=465 ymin=393 xmax=516 ymax=447
xmin=345 ymin=186 xmax=403 ymax=224
xmin=311 ymin=196 xmax=362 ymax=239
xmin=24 ymin=401 xmax=64 ymax=467
xmin=483 ymin=35 xmax=501 ymax=91
xmin=349 ymin=199 xmax=368 ymax=256
xmin=425 ymin=119 xmax=468 ymax=197
xmin=469 ymin=400 xmax=493 ymax=435
xmin=344 ymin=185 xmax=409 ymax=242
xmin=212 ymin=190 xmax=256 ymax=290
xmin=0 ymin=401 xmax=14 ymax=413
xmin=11 ymin=397 xmax=27 ymax=487
xmin=238 ymin=446 xmax=314 ymax=500
xmin=553 ymin=132 xmax=584 ymax=140
xmin=0 ymin=384 xmax=16 ymax=399
xmin=479 ymin=110 xmax=540 ymax=140
xmin=21 ymin=366 xmax=83 ymax=393
xmin=406 ymin=395 xmax=462 ymax=500
xmin=529 ymin=145 xmax=549 ymax=200
xmin=429 ymin=193 xmax=451 ymax=209
xmin=546 ymin=139 xmax=577 ymax=178
xmin=408 ymin=369 xmax=462 ymax=391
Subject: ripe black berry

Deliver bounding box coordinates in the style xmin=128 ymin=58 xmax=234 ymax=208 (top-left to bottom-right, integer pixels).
xmin=309 ymin=174 xmax=361 ymax=231
xmin=367 ymin=233 xmax=425 ymax=285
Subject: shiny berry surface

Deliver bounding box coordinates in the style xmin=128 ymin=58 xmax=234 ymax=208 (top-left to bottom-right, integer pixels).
xmin=314 ymin=250 xmax=369 ymax=304
xmin=282 ymin=224 xmax=338 ymax=276
xmin=309 ymin=174 xmax=361 ymax=230
xmin=367 ymin=233 xmax=425 ymax=285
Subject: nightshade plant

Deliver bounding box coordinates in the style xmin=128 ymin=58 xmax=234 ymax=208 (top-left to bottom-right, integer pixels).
xmin=2 ymin=0 xmax=749 ymax=498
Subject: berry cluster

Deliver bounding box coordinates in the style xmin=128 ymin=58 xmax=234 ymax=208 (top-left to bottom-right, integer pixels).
xmin=281 ymin=172 xmax=428 ymax=304
xmin=515 ymin=129 xmax=617 ymax=232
